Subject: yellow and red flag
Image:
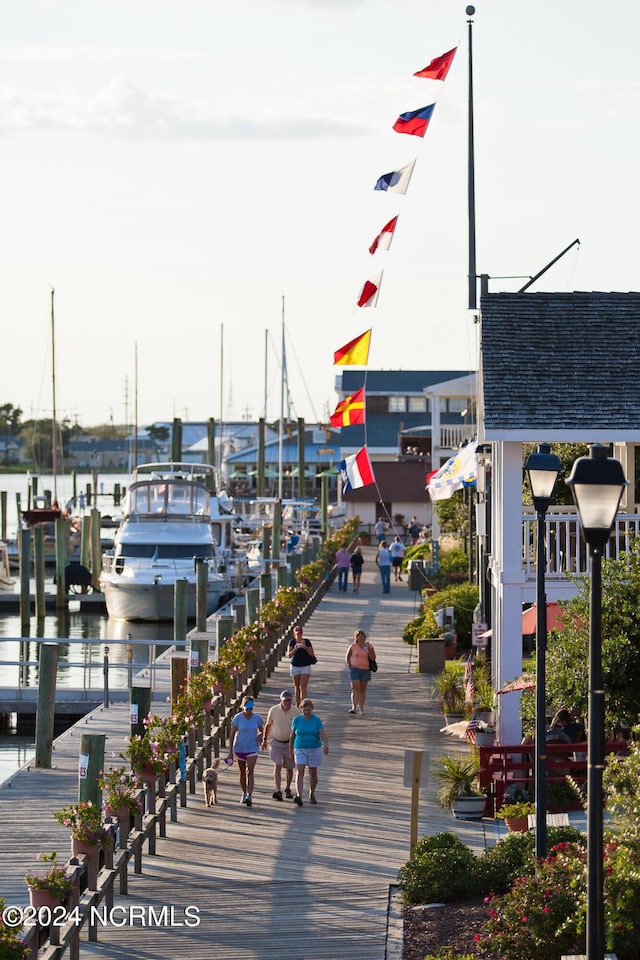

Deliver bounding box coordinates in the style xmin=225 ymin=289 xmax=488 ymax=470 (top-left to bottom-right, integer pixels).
xmin=330 ymin=388 xmax=365 ymax=428
xmin=333 ymin=329 xmax=371 ymax=366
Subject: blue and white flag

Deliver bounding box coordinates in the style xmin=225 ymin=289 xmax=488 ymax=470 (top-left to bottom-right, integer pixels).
xmin=427 ymin=439 xmax=477 ymax=501
xmin=374 ymin=159 xmax=416 ymax=195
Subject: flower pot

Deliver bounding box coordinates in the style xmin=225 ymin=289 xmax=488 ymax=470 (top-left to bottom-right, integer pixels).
xmin=136 ymin=764 xmax=159 ymax=784
xmin=504 ymin=816 xmax=530 ymax=833
xmin=29 ymin=888 xmax=64 ymax=911
xmin=452 ymin=795 xmax=487 ymax=820
xmin=475 ymin=734 xmax=495 ymax=748
xmin=104 ymin=803 xmax=130 ymax=820
xmin=71 ymin=837 xmax=99 ymax=860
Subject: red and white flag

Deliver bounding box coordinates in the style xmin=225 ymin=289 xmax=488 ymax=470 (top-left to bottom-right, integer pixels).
xmin=356 ymin=272 xmax=383 ymax=309
xmin=369 ymin=216 xmax=398 ymax=255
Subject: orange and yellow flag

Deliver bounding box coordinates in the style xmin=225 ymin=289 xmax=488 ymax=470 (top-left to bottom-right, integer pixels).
xmin=329 ymin=388 xmax=365 ymax=428
xmin=333 ymin=329 xmax=371 ymax=366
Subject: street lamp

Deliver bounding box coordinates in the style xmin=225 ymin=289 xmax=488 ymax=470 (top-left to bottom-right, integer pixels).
xmin=525 ymin=442 xmax=562 ymax=858
xmin=566 ymin=443 xmax=627 ymax=960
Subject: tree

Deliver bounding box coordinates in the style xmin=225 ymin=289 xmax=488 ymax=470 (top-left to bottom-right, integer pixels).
xmin=543 ymin=535 xmax=640 ymax=729
xmin=0 ymin=403 xmax=23 ymax=435
xmin=18 ymin=418 xmax=73 ymax=470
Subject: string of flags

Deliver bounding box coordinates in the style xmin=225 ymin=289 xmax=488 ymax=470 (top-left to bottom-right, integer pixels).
xmin=333 ymin=42 xmax=459 ymax=492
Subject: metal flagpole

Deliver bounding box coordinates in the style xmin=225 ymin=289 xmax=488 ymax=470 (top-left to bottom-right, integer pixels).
xmin=466 ymin=5 xmax=477 ymax=311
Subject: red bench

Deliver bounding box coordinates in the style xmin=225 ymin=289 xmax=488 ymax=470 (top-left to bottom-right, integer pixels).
xmin=478 ymin=741 xmax=629 ymax=814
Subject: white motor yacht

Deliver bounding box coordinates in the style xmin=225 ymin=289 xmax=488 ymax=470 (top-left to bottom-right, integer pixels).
xmin=100 ymin=463 xmax=232 ymax=621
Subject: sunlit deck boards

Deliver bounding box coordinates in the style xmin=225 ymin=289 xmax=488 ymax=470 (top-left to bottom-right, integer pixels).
xmin=1 ymin=547 xmax=477 ymax=959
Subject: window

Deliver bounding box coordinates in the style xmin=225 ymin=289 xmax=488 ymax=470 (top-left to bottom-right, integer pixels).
xmin=408 ymin=396 xmax=427 ymax=413
xmin=388 ymin=396 xmax=406 ymax=412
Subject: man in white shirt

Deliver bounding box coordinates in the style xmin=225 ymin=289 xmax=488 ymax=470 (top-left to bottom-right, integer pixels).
xmin=389 ymin=536 xmax=406 ymax=582
xmin=261 ymin=690 xmax=299 ymax=801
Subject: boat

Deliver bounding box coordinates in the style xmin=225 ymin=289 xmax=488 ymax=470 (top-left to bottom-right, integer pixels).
xmin=99 ymin=463 xmax=234 ymax=621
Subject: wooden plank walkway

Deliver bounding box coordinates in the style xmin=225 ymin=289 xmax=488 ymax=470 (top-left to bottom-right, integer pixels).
xmin=0 ymin=547 xmax=480 ymax=960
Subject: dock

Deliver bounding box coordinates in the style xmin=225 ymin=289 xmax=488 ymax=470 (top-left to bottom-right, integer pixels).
xmin=0 ymin=547 xmax=481 ymax=960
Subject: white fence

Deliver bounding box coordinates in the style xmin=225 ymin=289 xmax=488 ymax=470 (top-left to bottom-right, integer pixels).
xmin=522 ymin=511 xmax=640 ymax=580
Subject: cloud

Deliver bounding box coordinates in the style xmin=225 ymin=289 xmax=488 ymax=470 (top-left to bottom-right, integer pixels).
xmin=0 ymin=76 xmax=372 ymax=140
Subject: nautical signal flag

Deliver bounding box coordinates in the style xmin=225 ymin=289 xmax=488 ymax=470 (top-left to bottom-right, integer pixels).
xmin=392 ymin=103 xmax=436 ymax=138
xmin=374 ymin=159 xmax=416 ymax=195
xmin=369 ymin=216 xmax=398 ymax=255
xmin=356 ymin=272 xmax=382 ymax=309
xmin=339 ymin=446 xmax=375 ymax=492
xmin=333 ymin=329 xmax=371 ymax=366
xmin=427 ymin=439 xmax=478 ymax=501
xmin=414 ymin=47 xmax=457 ymax=81
xmin=329 ymin=388 xmax=365 ymax=428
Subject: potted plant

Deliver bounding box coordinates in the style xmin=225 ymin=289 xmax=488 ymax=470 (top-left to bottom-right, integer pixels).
xmin=472 ymin=662 xmax=496 ymax=721
xmin=122 ymin=732 xmax=169 ymax=781
xmin=24 ymin=851 xmax=73 ymax=909
xmin=53 ymin=800 xmax=110 ymax=858
xmin=433 ymin=665 xmax=467 ymax=718
xmin=97 ymin=766 xmax=142 ymax=819
xmin=475 ymin=719 xmax=496 ymax=746
xmin=496 ymin=800 xmax=536 ymax=832
xmin=433 ymin=752 xmax=487 ymax=819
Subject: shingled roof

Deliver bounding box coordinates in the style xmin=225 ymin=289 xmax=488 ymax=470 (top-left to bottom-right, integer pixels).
xmin=480 ymin=291 xmax=640 ymax=441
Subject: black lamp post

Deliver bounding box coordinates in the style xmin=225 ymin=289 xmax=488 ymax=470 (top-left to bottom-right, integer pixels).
xmin=525 ymin=442 xmax=561 ymax=858
xmin=566 ymin=444 xmax=627 ymax=960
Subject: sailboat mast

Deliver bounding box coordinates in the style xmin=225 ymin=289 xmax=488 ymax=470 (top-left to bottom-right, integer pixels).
xmin=50 ymin=288 xmax=58 ymax=505
xmin=278 ymin=296 xmax=285 ymax=500
xmin=219 ymin=323 xmax=224 ymax=477
xmin=134 ymin=341 xmax=139 ymax=470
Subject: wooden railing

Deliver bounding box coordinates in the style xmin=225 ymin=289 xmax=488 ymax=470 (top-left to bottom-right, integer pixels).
xmin=19 ymin=569 xmax=334 ymax=959
xmin=478 ymin=740 xmax=630 ymax=815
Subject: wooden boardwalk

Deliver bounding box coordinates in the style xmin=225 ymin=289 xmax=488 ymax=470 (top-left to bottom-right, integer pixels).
xmin=0 ymin=548 xmax=481 ymax=960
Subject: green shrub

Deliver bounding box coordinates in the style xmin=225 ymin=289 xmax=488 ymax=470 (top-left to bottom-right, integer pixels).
xmin=478 ymin=826 xmax=585 ymax=894
xmin=421 ymin=582 xmax=479 ymax=646
xmin=398 ymin=832 xmax=481 ymax=904
xmin=478 ymin=842 xmax=586 ymax=960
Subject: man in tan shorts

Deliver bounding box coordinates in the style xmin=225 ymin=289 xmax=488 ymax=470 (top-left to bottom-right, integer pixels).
xmin=261 ymin=689 xmax=299 ymax=801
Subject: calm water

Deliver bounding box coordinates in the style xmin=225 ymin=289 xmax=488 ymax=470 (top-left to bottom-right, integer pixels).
xmin=0 ymin=470 xmax=172 ymax=786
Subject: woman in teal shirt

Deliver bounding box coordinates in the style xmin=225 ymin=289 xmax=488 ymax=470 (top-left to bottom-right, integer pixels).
xmin=289 ymin=698 xmax=329 ymax=806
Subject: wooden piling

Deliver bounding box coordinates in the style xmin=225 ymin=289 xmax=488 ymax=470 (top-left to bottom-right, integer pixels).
xmin=130 ymin=685 xmax=151 ymax=736
xmin=260 ymin=571 xmax=273 ymax=603
xmin=35 ymin=642 xmax=59 ymax=768
xmin=195 ymin=558 xmax=208 ymax=632
xmin=0 ymin=490 xmax=6 ymax=540
xmin=78 ymin=733 xmax=105 ymax=807
xmin=19 ymin=527 xmax=31 ymax=626
xmin=90 ymin=507 xmax=101 ymax=589
xmin=55 ymin=517 xmax=68 ymax=610
xmin=216 ymin=616 xmax=234 ymax=651
xmin=170 ymin=652 xmax=189 ymax=705
xmin=174 ymin=579 xmax=188 ymax=648
xmin=245 ymin=587 xmax=260 ymax=625
xmin=34 ymin=526 xmax=46 ymax=620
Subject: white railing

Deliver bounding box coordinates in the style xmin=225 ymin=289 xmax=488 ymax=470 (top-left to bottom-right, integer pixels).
xmin=522 ymin=511 xmax=640 ymax=579
xmin=439 ymin=425 xmax=476 ymax=450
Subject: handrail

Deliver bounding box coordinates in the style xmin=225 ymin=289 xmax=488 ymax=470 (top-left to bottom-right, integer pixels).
xmin=17 ymin=568 xmax=333 ymax=959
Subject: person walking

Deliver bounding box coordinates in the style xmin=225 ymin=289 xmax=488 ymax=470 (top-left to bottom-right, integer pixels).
xmin=350 ymin=546 xmax=364 ymax=593
xmin=335 ymin=542 xmax=351 ymax=592
xmin=287 ymin=624 xmax=316 ymax=706
xmin=228 ymin=695 xmax=264 ymax=807
xmin=390 ymin=535 xmax=406 ymax=581
xmin=374 ymin=517 xmax=387 ymax=543
xmin=408 ymin=516 xmax=420 ymax=544
xmin=261 ymin=689 xmax=298 ymax=800
xmin=289 ymin=698 xmax=329 ymax=806
xmin=376 ymin=540 xmax=392 ymax=593
xmin=345 ymin=629 xmax=376 ymax=715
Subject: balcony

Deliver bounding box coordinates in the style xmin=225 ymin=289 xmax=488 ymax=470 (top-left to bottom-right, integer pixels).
xmin=522 ymin=510 xmax=640 ymax=579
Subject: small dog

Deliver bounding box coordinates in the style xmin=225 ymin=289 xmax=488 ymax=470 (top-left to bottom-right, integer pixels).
xmin=202 ymin=759 xmax=221 ymax=806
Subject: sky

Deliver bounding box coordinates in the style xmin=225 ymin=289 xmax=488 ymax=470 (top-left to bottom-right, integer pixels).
xmin=1 ymin=0 xmax=639 ymax=430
